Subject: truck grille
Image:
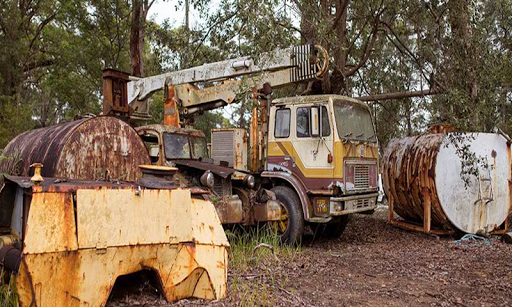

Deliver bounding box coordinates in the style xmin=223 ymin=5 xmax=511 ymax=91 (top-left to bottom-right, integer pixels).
xmin=355 ymin=198 xmax=370 ymax=208
xmin=212 ymin=130 xmax=234 ymax=167
xmin=214 ymin=176 xmax=232 ymax=197
xmin=354 ymin=165 xmax=370 ymax=189
xmin=344 ymin=159 xmax=377 ymax=192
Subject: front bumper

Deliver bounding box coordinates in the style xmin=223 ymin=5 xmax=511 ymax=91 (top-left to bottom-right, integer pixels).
xmin=330 ymin=193 xmax=378 ymax=215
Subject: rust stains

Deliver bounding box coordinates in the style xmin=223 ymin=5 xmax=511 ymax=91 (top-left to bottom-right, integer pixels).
xmin=9 ymin=183 xmax=229 ymax=307
xmin=382 ymin=133 xmax=453 ymax=231
xmin=1 ymin=117 xmax=150 ymax=182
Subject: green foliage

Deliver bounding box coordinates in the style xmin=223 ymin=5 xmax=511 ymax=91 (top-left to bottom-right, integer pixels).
xmin=193 ymin=111 xmax=232 ymax=142
xmin=0 ymin=270 xmax=19 ymax=307
xmin=0 ymin=0 xmax=511 ymax=152
xmin=226 ymin=226 xmax=301 ymax=272
xmin=226 ymin=226 xmax=300 ymax=306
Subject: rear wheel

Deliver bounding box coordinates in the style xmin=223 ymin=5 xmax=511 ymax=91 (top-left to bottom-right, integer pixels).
xmin=323 ymin=215 xmax=350 ymax=238
xmin=270 ymin=186 xmax=304 ymax=245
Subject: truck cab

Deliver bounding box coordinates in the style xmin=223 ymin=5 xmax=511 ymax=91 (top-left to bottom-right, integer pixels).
xmin=264 ymin=95 xmax=379 ymax=237
xmin=136 ymin=124 xmax=209 ymax=165
xmin=135 ymin=95 xmax=379 ymax=244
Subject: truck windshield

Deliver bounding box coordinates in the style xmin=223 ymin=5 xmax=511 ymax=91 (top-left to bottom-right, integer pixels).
xmin=164 ymin=133 xmax=190 ymax=159
xmin=190 ymin=136 xmax=208 ymax=159
xmin=163 ymin=133 xmax=209 ymax=160
xmin=333 ymin=101 xmax=376 ymax=142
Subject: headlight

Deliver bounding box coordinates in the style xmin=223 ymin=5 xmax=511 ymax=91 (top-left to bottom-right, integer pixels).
xmin=243 ymin=174 xmax=255 ymax=189
xmin=200 ymin=171 xmax=214 ymax=189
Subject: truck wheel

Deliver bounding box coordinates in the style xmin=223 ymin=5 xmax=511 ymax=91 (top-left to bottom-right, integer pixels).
xmin=270 ymin=186 xmax=304 ymax=245
xmin=323 ymin=215 xmax=350 ymax=238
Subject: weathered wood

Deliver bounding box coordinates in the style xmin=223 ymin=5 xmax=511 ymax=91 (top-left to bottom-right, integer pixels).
xmin=423 ymin=193 xmax=431 ymax=233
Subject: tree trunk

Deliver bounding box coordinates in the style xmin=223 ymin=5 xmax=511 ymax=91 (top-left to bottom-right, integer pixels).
xmin=331 ymin=0 xmax=348 ymax=94
xmin=448 ymin=0 xmax=478 ymax=125
xmin=130 ymin=0 xmax=144 ymax=77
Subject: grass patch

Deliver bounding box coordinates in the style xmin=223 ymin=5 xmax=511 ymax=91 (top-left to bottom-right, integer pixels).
xmin=225 ymin=226 xmax=302 ymax=306
xmin=0 ymin=269 xmax=19 ymax=307
xmin=226 ymin=225 xmax=301 ymax=272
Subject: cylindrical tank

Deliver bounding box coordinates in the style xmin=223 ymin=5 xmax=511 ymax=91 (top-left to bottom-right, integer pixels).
xmin=1 ymin=117 xmax=150 ymax=181
xmin=383 ymin=132 xmax=511 ymax=234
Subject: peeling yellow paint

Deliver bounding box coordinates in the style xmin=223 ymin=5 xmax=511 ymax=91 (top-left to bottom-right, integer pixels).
xmin=16 ymin=188 xmax=228 ymax=307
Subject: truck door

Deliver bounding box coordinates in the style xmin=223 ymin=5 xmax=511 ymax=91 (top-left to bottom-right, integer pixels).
xmin=291 ymin=104 xmax=334 ymax=190
xmin=267 ymin=107 xmax=295 ymax=172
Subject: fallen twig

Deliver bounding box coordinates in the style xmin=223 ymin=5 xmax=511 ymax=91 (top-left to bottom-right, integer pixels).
xmin=253 ymin=243 xmax=279 ymax=261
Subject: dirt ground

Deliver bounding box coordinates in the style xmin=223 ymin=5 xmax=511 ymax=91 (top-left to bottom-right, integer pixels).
xmin=108 ymin=207 xmax=512 ymax=307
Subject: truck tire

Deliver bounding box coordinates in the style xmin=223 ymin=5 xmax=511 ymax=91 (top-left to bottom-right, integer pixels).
xmin=271 ymin=186 xmax=304 ymax=245
xmin=323 ymin=215 xmax=350 ymax=238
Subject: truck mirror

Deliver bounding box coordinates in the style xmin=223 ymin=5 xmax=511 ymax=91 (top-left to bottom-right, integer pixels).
xmin=311 ymin=107 xmax=320 ymax=137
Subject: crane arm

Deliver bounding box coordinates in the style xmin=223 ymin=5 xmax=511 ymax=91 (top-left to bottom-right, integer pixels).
xmin=128 ymin=44 xmax=328 ymax=104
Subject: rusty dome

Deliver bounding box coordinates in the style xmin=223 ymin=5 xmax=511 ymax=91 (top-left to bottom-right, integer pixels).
xmin=1 ymin=116 xmax=150 ymax=181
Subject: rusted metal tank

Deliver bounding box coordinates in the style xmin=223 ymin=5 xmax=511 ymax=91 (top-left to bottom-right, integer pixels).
xmin=383 ymin=132 xmax=511 ymax=234
xmin=1 ymin=116 xmax=150 ymax=181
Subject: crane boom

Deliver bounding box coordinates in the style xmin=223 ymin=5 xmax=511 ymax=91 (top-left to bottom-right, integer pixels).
xmin=102 ymin=44 xmax=328 ymax=124
xmin=128 ymin=44 xmax=328 ymax=104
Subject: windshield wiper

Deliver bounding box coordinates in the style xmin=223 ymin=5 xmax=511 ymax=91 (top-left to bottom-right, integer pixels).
xmin=344 ymin=132 xmax=353 ymax=138
xmin=367 ymin=135 xmax=377 ymax=141
xmin=356 ymin=132 xmax=364 ymax=138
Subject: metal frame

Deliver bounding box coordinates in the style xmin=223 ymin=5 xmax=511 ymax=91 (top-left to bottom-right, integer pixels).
xmin=388 ymin=193 xmax=454 ymax=236
xmin=387 ymin=193 xmax=509 ymax=236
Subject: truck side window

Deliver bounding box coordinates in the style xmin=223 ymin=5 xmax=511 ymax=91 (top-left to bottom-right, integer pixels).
xmin=141 ymin=134 xmax=160 ymax=163
xmin=275 ymin=108 xmax=291 ymax=138
xmin=296 ymin=107 xmax=310 ymax=137
xmin=321 ymin=106 xmax=330 ymax=137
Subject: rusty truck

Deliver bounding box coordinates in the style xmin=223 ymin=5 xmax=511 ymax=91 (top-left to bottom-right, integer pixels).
xmin=104 ymin=44 xmax=379 ymax=244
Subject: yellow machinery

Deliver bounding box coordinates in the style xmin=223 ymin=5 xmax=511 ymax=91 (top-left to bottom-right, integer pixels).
xmin=0 ymin=165 xmax=228 ymax=306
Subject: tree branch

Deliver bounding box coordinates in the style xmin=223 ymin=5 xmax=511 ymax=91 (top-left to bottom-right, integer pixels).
xmin=344 ymin=14 xmax=380 ymax=77
xmin=345 ymin=18 xmax=370 ymax=58
xmin=190 ymin=11 xmax=238 ymax=64
xmin=331 ymin=0 xmax=349 ymax=31
xmin=380 ymin=20 xmax=445 ymax=91
xmin=356 ymin=89 xmax=442 ymax=101
xmin=23 ymin=58 xmax=54 ymax=72
xmin=29 ymin=10 xmax=57 ymax=50
xmin=276 ymin=21 xmax=306 ymax=41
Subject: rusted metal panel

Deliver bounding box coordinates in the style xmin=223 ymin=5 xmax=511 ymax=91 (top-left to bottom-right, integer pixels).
xmin=1 ymin=117 xmax=151 ymax=181
xmin=5 ymin=175 xmax=138 ymax=191
xmin=383 ymin=132 xmax=511 ymax=234
xmin=135 ymin=124 xmax=205 ymax=138
xmin=17 ymin=243 xmax=228 ymax=306
xmin=214 ymin=196 xmax=244 ymax=224
xmin=23 ymin=192 xmax=78 ymax=254
xmin=3 ymin=176 xmax=206 ymax=195
xmin=102 ymin=68 xmax=130 ymax=117
xmin=164 ymin=85 xmax=181 ymax=127
xmin=383 ymin=134 xmax=448 ymax=228
xmin=76 ymin=189 xmax=228 ymax=248
xmin=211 ymin=128 xmax=248 ymax=172
xmin=253 ymin=200 xmax=282 ymax=222
xmin=174 ymin=159 xmax=234 ymax=178
xmin=8 ymin=184 xmax=228 ymax=306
